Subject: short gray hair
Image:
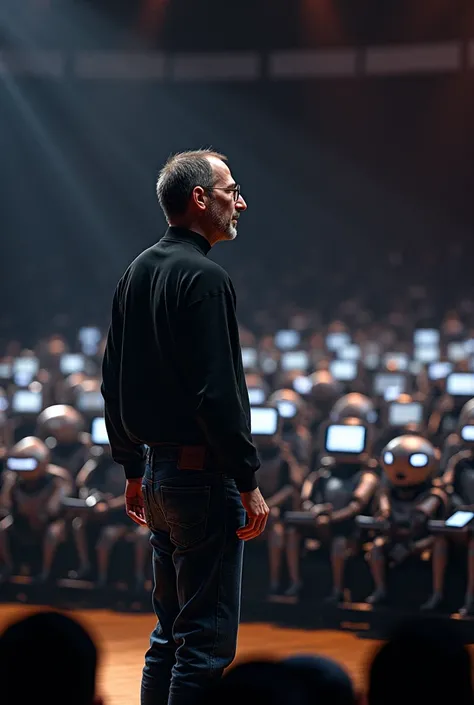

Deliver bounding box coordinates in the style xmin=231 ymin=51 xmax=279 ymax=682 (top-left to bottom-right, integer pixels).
xmin=156 ymin=149 xmax=228 ymax=220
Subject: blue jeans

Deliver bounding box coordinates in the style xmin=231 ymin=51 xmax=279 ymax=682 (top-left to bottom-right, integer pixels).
xmin=140 ymin=453 xmax=246 ymax=705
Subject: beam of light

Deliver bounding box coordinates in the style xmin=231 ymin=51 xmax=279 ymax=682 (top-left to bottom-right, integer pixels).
xmin=0 ymin=71 xmax=112 ymax=247
xmin=0 ymin=0 xmax=161 ymax=268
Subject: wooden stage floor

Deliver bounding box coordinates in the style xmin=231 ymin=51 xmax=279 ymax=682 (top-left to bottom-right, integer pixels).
xmin=0 ymin=604 xmax=379 ymax=704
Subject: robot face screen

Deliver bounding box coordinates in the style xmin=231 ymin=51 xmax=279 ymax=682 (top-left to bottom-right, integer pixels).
xmin=388 ymin=402 xmax=423 ymax=427
xmin=373 ymin=373 xmax=406 ymax=397
xmin=329 ymin=360 xmax=357 ymax=381
xmin=250 ymin=407 xmax=279 ymax=436
xmin=241 ymin=348 xmax=257 ymax=369
xmin=363 ymin=353 xmax=380 ymax=370
xmin=461 ymin=425 xmax=474 ymax=442
xmin=0 ymin=363 xmax=12 ymax=378
xmin=248 ymin=388 xmax=266 ymax=405
xmin=338 ymin=344 xmax=361 ymax=361
xmin=383 ymin=352 xmax=409 ymax=371
xmin=292 ymin=376 xmax=313 ymax=395
xmin=326 ymin=332 xmax=350 ymax=352
xmin=277 ymin=401 xmax=297 ymax=419
xmin=60 ymin=354 xmax=85 ymax=375
xmin=325 ymin=424 xmax=366 ymax=454
xmin=274 ymin=330 xmax=300 ymax=351
xmin=428 ymin=362 xmax=452 ymax=380
xmin=77 ymin=391 xmax=104 ymax=412
xmin=91 ymin=417 xmax=109 ymax=445
xmin=281 ymin=351 xmax=309 ymax=371
xmin=413 ymin=329 xmax=440 ymax=346
xmin=414 ymin=346 xmax=439 ymax=363
xmin=13 ymin=357 xmax=39 ymax=386
xmin=6 ymin=457 xmax=39 ymax=472
xmin=12 ymin=390 xmax=43 ymax=414
xmin=446 ymin=373 xmax=474 ymax=397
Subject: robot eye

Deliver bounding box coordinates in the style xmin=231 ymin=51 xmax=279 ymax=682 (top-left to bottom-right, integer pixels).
xmin=248 ymin=388 xmax=266 ymax=405
xmin=278 ymin=401 xmax=297 ymax=418
xmin=293 ymin=376 xmax=313 ymax=395
xmin=461 ymin=425 xmax=474 ymax=442
xmin=410 ymin=453 xmax=428 ymax=467
xmin=384 ymin=451 xmax=394 ymax=465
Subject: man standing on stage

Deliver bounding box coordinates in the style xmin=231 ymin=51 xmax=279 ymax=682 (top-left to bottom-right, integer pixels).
xmin=101 ymin=149 xmax=269 ymax=705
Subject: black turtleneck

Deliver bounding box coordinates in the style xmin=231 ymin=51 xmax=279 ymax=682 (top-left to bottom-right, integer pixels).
xmin=101 ymin=226 xmax=260 ymax=492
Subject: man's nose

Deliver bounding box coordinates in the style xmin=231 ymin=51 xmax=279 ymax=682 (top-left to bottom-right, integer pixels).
xmin=236 ymin=195 xmax=247 ymax=211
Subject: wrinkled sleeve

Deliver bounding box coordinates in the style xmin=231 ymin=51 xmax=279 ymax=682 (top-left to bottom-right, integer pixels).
xmin=101 ymin=287 xmax=146 ymax=480
xmin=177 ymin=290 xmax=259 ymax=493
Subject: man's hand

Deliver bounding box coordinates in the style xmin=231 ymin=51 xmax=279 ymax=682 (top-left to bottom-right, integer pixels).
xmin=125 ymin=479 xmax=148 ymax=527
xmin=237 ymin=487 xmax=270 ymax=541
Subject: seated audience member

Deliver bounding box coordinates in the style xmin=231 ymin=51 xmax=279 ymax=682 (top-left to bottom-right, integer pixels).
xmin=195 ymin=659 xmax=312 ymax=705
xmin=0 ymin=437 xmax=72 ymax=582
xmin=36 ymin=404 xmax=91 ymax=481
xmin=367 ymin=617 xmax=473 ymax=705
xmin=0 ymin=610 xmax=102 ymax=705
xmin=284 ymin=654 xmax=358 ymax=705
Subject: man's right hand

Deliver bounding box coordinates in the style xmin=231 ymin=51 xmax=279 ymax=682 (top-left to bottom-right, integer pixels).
xmin=237 ymin=487 xmax=270 ymax=541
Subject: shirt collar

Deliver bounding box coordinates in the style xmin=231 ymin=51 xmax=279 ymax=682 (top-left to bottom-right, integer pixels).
xmin=161 ymin=227 xmax=211 ymax=256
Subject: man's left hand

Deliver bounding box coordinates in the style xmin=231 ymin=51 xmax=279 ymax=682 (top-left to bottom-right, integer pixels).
xmin=125 ymin=479 xmax=148 ymax=526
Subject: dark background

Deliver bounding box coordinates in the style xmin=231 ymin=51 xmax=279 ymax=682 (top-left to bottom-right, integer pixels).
xmin=1 ymin=0 xmax=473 ymax=343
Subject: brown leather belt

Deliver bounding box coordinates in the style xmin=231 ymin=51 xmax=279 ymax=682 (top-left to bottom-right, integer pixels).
xmin=147 ymin=444 xmax=212 ymax=471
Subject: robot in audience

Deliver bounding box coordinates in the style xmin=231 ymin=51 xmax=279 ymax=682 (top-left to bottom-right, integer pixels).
xmin=245 ymin=372 xmax=270 ymax=406
xmin=248 ymin=404 xmax=308 ymax=599
xmin=373 ymin=393 xmax=427 ymax=458
xmin=56 ymin=372 xmax=88 ymax=406
xmin=363 ymin=435 xmax=448 ymax=605
xmin=307 ymin=370 xmax=342 ymax=471
xmin=437 ymin=395 xmax=474 ymax=472
xmin=0 ymin=437 xmax=72 ymax=582
xmin=284 ymin=415 xmax=379 ymax=603
xmin=267 ymin=388 xmax=311 ymax=468
xmin=265 ymin=390 xmax=311 ymax=599
xmin=422 ymin=399 xmax=474 ymax=614
xmin=427 ymin=373 xmax=473 ymax=448
xmin=36 ymin=405 xmax=91 ymax=483
xmin=330 ymin=393 xmax=377 ymax=426
xmin=0 ymin=395 xmax=9 ymax=489
xmin=71 ymin=417 xmax=150 ymax=591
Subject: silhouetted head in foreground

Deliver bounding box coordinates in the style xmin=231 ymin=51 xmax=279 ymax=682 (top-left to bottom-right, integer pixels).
xmin=0 ymin=610 xmax=101 ymax=705
xmin=368 ymin=618 xmax=473 ymax=705
xmin=195 ymin=659 xmax=312 ymax=705
xmin=284 ymin=654 xmax=357 ymax=705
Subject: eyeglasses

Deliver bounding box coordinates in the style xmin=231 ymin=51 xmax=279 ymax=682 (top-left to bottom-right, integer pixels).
xmin=207 ymin=184 xmax=241 ymax=202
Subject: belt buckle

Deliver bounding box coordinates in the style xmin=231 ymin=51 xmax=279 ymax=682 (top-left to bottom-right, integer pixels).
xmin=178 ymin=446 xmax=206 ymax=470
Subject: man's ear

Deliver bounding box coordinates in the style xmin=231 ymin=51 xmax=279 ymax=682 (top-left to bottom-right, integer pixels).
xmin=192 ymin=186 xmax=207 ymax=212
